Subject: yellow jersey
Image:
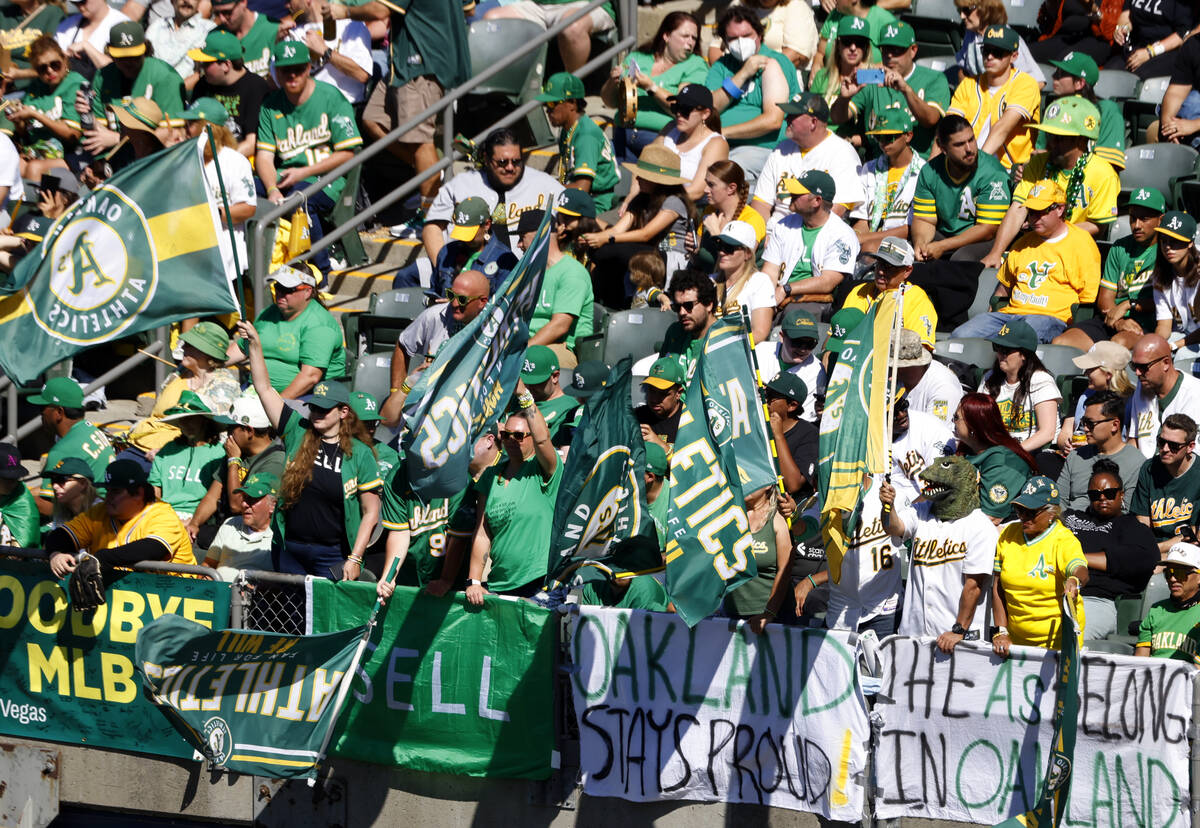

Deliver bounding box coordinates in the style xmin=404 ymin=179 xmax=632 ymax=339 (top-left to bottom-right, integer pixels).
xmin=995 ymin=520 xmax=1086 ymax=649
xmin=843 ymin=282 xmax=938 ymax=348
xmin=998 ymin=223 xmax=1100 ymax=322
xmin=62 ymin=501 xmax=196 ymax=569
xmin=948 ymin=68 xmax=1041 ymax=169
xmin=1014 ymin=153 xmax=1119 ymax=228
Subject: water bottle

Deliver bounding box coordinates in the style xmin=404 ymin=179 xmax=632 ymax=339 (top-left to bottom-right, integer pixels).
xmin=78 ymin=80 xmax=95 ymax=131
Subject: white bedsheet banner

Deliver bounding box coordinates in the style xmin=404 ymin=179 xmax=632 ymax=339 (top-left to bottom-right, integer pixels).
xmin=874 ymin=637 xmax=1196 ymax=827
xmin=567 ymin=607 xmax=870 ymax=818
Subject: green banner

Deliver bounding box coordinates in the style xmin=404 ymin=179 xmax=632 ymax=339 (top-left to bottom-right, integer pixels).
xmin=311 ymin=580 xmax=557 ymax=779
xmin=0 ymin=138 xmax=238 ymax=384
xmin=135 ymin=614 xmax=367 ymax=779
xmin=0 ymin=560 xmax=230 ymax=757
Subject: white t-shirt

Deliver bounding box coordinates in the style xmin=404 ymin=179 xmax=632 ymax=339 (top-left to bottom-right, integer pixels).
xmin=784 ymin=351 xmax=827 ymax=423
xmin=279 ymin=20 xmax=373 ymax=104
xmin=896 ymin=500 xmax=998 ymax=637
xmin=0 ymin=133 xmax=21 ymax=211
xmin=891 ymin=410 xmax=955 ymax=500
xmin=721 ymin=270 xmax=776 ymax=317
xmin=1130 ymin=372 xmax=1200 ymax=457
xmin=1155 ymin=279 xmax=1200 ymax=336
xmin=207 ymin=516 xmax=273 ymax=581
xmin=763 ymin=211 xmax=860 ymax=282
xmin=427 ymin=168 xmax=564 ymax=254
xmin=826 ymin=482 xmax=906 ymax=629
xmin=751 ymin=132 xmax=867 ymax=223
xmin=850 ymin=154 xmax=925 ymax=232
xmin=204 ymin=145 xmax=256 ymax=274
xmin=979 ymin=369 xmax=1061 ymax=443
xmin=908 ymin=359 xmax=963 ymax=429
xmin=56 ymin=8 xmax=131 ymax=56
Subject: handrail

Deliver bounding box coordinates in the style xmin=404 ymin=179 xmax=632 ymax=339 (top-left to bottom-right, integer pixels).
xmin=248 ymin=0 xmax=637 ymax=311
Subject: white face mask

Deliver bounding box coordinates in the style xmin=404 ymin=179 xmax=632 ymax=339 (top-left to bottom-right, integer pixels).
xmin=726 ymin=36 xmax=757 ymax=63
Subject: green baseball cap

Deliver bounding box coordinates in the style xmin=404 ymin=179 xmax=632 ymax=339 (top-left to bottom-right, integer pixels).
xmin=765 ymin=372 xmax=808 ymax=406
xmin=273 ymin=40 xmax=310 ymax=68
xmin=781 ymin=308 xmax=818 ymax=339
xmin=105 ymin=458 xmax=149 ymax=489
xmin=12 ymin=213 xmax=51 ymax=242
xmin=1128 ymin=186 xmax=1167 ymax=213
xmin=642 ymin=357 xmax=685 ymax=390
xmin=877 ymin=20 xmax=915 ymax=48
xmin=449 ymin=196 xmax=491 ymax=241
xmin=348 ymin=391 xmax=381 ymax=422
xmin=826 ymin=307 xmax=866 ymax=352
xmin=644 ymin=441 xmax=669 ymax=477
xmin=779 ymin=92 xmax=829 ymax=122
xmin=1011 ymin=475 xmax=1060 ymax=509
xmin=46 ymin=456 xmax=93 ymax=481
xmin=521 ymin=345 xmax=559 ymax=384
xmin=179 ymin=97 xmax=229 ymax=124
xmin=536 ymin=71 xmax=585 ymax=103
xmin=29 ymin=377 xmax=84 ymax=408
xmin=835 ymin=15 xmax=870 ymax=40
xmin=107 ymin=20 xmax=146 ymax=57
xmin=866 ymin=108 xmax=916 ymax=135
xmin=188 ymin=30 xmax=243 ymax=63
xmin=554 ymin=188 xmax=596 ymax=219
xmin=161 ymin=389 xmax=213 ymax=421
xmin=564 ymin=361 xmax=609 ymax=399
xmin=308 ymin=381 xmax=351 ymax=409
xmin=780 ymin=169 xmax=837 ymax=203
xmin=178 ymin=320 xmax=230 ymax=362
xmin=981 ymin=25 xmax=1019 ymax=53
xmin=1049 ymin=51 xmax=1099 ymax=86
xmin=236 ymin=472 xmax=280 ymax=499
xmin=1156 ymin=210 xmax=1197 ymax=243
xmin=989 ymin=318 xmax=1038 ymax=352
xmin=1032 ymin=95 xmax=1100 ymax=140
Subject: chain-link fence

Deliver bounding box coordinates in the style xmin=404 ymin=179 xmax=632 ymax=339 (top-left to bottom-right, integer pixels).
xmin=233 ymin=571 xmax=309 ymax=634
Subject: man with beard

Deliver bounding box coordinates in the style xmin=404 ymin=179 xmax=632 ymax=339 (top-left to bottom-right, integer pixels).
xmin=658 ymin=269 xmax=718 ymax=380
xmin=636 ymin=357 xmax=685 ymax=450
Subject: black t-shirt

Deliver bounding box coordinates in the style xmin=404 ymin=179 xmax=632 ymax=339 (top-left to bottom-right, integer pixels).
xmin=783 ymin=418 xmax=819 ymax=498
xmin=635 ymin=404 xmax=681 ymax=446
xmin=1171 ymin=35 xmax=1200 ymax=87
xmin=1061 ymin=509 xmax=1159 ymax=600
xmin=1127 ymin=0 xmax=1195 ymax=48
xmin=286 ymin=440 xmax=346 ymax=547
xmin=193 ymin=71 xmax=270 ymax=143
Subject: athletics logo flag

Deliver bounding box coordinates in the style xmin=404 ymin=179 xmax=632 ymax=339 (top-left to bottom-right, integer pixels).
xmin=993 ymin=598 xmax=1081 ymax=828
xmin=135 ymin=614 xmax=366 ymax=779
xmin=818 ymin=293 xmax=898 ymax=583
xmin=399 ymin=212 xmax=552 ymax=499
xmin=547 ymin=357 xmax=649 ymax=584
xmin=0 ymin=137 xmax=237 ymax=384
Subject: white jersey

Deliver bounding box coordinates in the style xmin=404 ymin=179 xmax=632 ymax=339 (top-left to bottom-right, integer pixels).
xmin=896 ymin=500 xmax=998 ymax=637
xmin=908 ymin=359 xmax=963 ymax=428
xmin=826 ymin=481 xmax=906 ymax=629
xmin=752 ymin=132 xmax=867 ymax=223
xmin=784 ymin=352 xmax=827 ymax=423
xmin=849 ymin=153 xmax=925 ymax=232
xmin=204 ymin=146 xmax=256 ymax=275
xmin=428 ymin=168 xmax=564 ymax=254
xmin=763 ymin=211 xmax=860 ymax=282
xmin=891 ymin=410 xmax=955 ymax=500
xmin=279 ymin=20 xmax=373 ymax=103
xmin=1130 ymin=372 xmax=1200 ymax=457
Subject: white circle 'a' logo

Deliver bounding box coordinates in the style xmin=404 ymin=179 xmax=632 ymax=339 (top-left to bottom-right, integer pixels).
xmin=202 ymin=717 xmax=232 ymax=766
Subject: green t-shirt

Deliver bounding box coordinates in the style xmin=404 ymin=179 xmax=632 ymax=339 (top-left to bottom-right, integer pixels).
xmin=1137 ymin=599 xmax=1200 ymax=665
xmin=537 ymin=394 xmax=581 ymax=443
xmin=374 ymin=441 xmax=400 ymax=481
xmin=626 ymin=52 xmax=709 ymax=131
xmin=1100 ymin=235 xmax=1157 ymax=330
xmin=1035 ymin=98 xmax=1126 ymax=170
xmin=40 ymin=420 xmax=114 ymax=498
xmin=149 ymin=439 xmax=224 ymax=517
xmin=559 ymin=115 xmax=618 ymax=213
xmin=380 ymin=461 xmax=467 ymax=586
xmin=580 ymin=574 xmax=671 ymax=611
xmin=0 ymin=5 xmax=65 ymax=66
xmin=819 ymin=7 xmax=897 ymax=63
xmin=21 ymin=71 xmax=85 ymax=141
xmin=257 ymin=80 xmax=363 ymax=202
xmin=911 ymin=152 xmax=1011 ymax=237
xmin=851 ymin=64 xmax=951 ymax=158
xmin=658 ymin=322 xmax=703 ymax=380
xmin=787 ymin=225 xmax=823 ymax=282
xmin=0 ymin=484 xmax=39 ymax=547
xmin=387 ymin=0 xmax=470 ymax=88
xmin=251 ymin=299 xmax=348 ymax=391
xmin=92 ymin=55 xmax=185 ymax=119
xmin=231 ymin=13 xmax=279 ymax=78
xmin=529 ymin=254 xmax=594 ymax=349
xmin=1130 ymin=457 xmax=1200 ymax=541
xmin=969 ymin=445 xmax=1032 ymax=520
xmin=648 ymin=488 xmax=668 ymax=550
xmin=723 ymin=519 xmax=778 ymax=617
xmin=479 ymin=455 xmax=563 ymax=591
xmin=704 ymin=45 xmax=801 ymax=149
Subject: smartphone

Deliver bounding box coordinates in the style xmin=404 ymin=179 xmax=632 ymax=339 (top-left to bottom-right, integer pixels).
xmin=38 ymin=173 xmax=58 ymax=193
xmin=856 ymin=68 xmax=885 ymax=86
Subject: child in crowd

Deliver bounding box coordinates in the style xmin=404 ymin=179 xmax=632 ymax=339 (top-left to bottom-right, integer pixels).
xmin=629 ymin=250 xmax=671 ymax=310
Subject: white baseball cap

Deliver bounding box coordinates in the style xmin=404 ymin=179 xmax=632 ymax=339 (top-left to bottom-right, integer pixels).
xmin=1166 ymin=542 xmax=1200 ymax=570
xmin=716 ymin=220 xmax=757 ymax=252
xmin=216 ymin=393 xmax=271 ymax=429
xmin=267 ymin=264 xmax=317 ymax=288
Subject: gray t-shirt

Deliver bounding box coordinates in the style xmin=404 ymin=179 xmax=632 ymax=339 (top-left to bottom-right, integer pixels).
xmin=1056 ymin=443 xmax=1148 ymax=511
xmin=426 ymin=168 xmax=563 ymax=253
xmin=659 ymin=194 xmax=693 ymax=258
xmin=398 ymin=303 xmax=460 ymax=363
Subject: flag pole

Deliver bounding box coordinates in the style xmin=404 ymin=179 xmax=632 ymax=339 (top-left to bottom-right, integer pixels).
xmin=880 ymin=282 xmax=907 ymax=523
xmin=739 ymin=307 xmax=791 ymax=520
xmin=204 ymin=126 xmax=246 ymax=322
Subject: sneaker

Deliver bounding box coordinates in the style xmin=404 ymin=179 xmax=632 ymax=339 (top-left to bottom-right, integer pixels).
xmin=388 ymin=210 xmax=425 ymax=240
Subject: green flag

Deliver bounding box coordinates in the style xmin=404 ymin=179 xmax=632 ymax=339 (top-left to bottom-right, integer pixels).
xmin=135 ymin=614 xmax=366 ymax=779
xmin=994 ymin=599 xmax=1081 ymax=828
xmin=546 ymin=357 xmax=651 ymax=584
xmin=664 ymin=324 xmax=758 ymax=626
xmin=0 ymin=137 xmax=238 ymax=384
xmin=399 ymin=213 xmax=552 ymax=499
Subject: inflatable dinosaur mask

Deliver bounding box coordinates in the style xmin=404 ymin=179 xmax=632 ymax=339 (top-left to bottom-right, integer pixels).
xmin=918 ymin=456 xmax=980 ymax=521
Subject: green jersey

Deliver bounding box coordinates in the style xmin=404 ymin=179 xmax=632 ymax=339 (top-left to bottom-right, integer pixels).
xmin=92 ymin=55 xmax=185 ymax=119
xmin=250 ymin=295 xmax=348 ymax=391
xmin=40 ymin=420 xmax=114 ymax=498
xmin=704 ymin=45 xmax=801 ymax=149
xmin=851 ymin=64 xmax=950 ymax=157
xmin=22 ymin=71 xmax=86 ymax=140
xmin=0 ymin=484 xmax=39 ymax=548
xmin=537 ymin=394 xmax=581 ymax=443
xmin=1130 ymin=457 xmax=1200 ymax=541
xmin=149 ymin=439 xmax=224 ymax=518
xmin=257 ymin=80 xmax=362 ymax=202
xmin=580 ymin=574 xmax=671 ymax=611
xmin=969 ymin=445 xmax=1031 ymax=520
xmin=479 ymin=456 xmax=563 ymax=591
xmin=529 ymin=254 xmax=594 ymax=349
xmin=1100 ymin=235 xmax=1157 ymax=331
xmin=658 ymin=322 xmax=703 ymax=381
xmin=819 ymin=7 xmax=897 ymax=63
xmin=232 ymin=13 xmax=278 ymax=78
xmin=911 ymin=152 xmax=1011 ymax=237
xmin=558 ymin=115 xmax=618 ymax=213
xmin=380 ymin=462 xmax=467 ymax=585
xmin=374 ymin=441 xmax=400 ymax=480
xmin=387 ymin=0 xmax=470 ymax=88
xmin=1137 ymin=599 xmax=1200 ymax=664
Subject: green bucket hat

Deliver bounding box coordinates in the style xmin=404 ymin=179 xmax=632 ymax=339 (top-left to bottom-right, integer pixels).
xmin=348 ymin=391 xmax=381 ymax=422
xmin=535 ymin=71 xmax=585 ymax=103
xmin=826 ymin=307 xmax=866 ymax=352
xmin=236 ymin=472 xmax=280 ymax=499
xmin=989 ymin=318 xmax=1039 ymax=353
xmin=29 ymin=377 xmax=84 ymax=408
xmin=308 ymin=381 xmax=351 ymax=409
xmin=521 ymin=345 xmax=559 ymax=384
xmin=178 ymin=321 xmax=230 ymax=362
xmin=179 ymin=97 xmax=229 ymax=124
xmin=161 ymin=390 xmax=214 ymax=421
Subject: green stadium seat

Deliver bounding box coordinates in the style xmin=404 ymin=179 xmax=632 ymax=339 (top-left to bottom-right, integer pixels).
xmin=354 ymin=288 xmax=428 ymax=354
xmin=1120 ymin=143 xmax=1199 ymax=208
xmin=1095 ymin=69 xmax=1141 ymax=101
xmin=933 ymin=337 xmax=994 ymax=387
xmin=353 ymin=351 xmax=392 ymax=405
xmin=602 ymin=309 xmax=676 ymax=366
xmin=1085 ymin=639 xmax=1134 ymax=655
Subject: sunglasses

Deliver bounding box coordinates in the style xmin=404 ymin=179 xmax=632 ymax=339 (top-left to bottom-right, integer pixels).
xmin=981 ymin=46 xmax=1009 ymax=59
xmin=715 ymin=241 xmax=743 ymax=254
xmin=491 ymin=157 xmax=523 ymax=169
xmin=956 ymin=3 xmax=977 ymax=12
xmin=992 ymin=344 xmax=1019 ymax=355
xmin=1132 ymin=354 xmax=1169 ymax=374
xmin=1079 ymin=416 xmax=1115 ymax=430
xmin=499 ymin=430 xmax=530 ymax=441
xmin=273 ymin=283 xmax=306 ymax=296
xmin=35 ymin=59 xmax=62 ymax=74
xmin=840 ymin=37 xmax=869 ymax=49
xmin=1013 ymin=505 xmax=1045 ymax=520
xmin=276 ymin=63 xmax=309 ymax=76
xmin=672 ymin=104 xmax=697 ymax=117
xmin=445 ymin=288 xmax=485 ymax=308
xmin=671 ymin=299 xmax=698 ymax=312
xmin=787 ymin=335 xmax=818 ymax=349
xmin=1087 ymin=487 xmax=1121 ymax=501
xmin=1158 ymin=436 xmax=1191 ymax=452
xmin=1165 ymin=565 xmax=1195 ymax=581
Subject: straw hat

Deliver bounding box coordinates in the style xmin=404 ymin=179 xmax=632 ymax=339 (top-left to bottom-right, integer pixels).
xmin=621 ymin=144 xmax=687 ymax=186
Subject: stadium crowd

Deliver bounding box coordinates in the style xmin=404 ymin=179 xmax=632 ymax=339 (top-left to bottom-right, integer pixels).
xmin=5 ymin=0 xmax=1200 ymax=664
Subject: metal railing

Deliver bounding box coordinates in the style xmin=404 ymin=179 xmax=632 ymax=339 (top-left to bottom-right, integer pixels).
xmin=246 ymin=0 xmax=639 ymax=312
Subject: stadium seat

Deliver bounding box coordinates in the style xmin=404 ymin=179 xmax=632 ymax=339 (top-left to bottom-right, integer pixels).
xmin=1124 ymin=76 xmax=1172 ymax=143
xmin=575 ymin=333 xmax=604 ymax=364
xmin=467 ymin=19 xmax=552 ymax=146
xmin=1107 ymin=213 xmax=1131 ymax=242
xmin=1141 ymin=571 xmax=1169 ymax=617
xmin=601 ymin=309 xmax=676 ymax=366
xmin=966 ymin=267 xmax=1000 ymax=321
xmin=354 ymin=288 xmax=428 ymax=353
xmin=1036 ymin=342 xmax=1087 ymax=406
xmin=915 ymin=56 xmax=953 ymax=73
xmin=1085 ymin=640 xmax=1134 ymax=655
xmin=1006 ymin=0 xmax=1041 ymax=36
xmin=1112 ymin=592 xmax=1145 ymax=639
xmin=1095 ymin=69 xmax=1141 ymax=101
xmin=1136 ymin=75 xmax=1171 ymax=104
xmin=1120 ymin=143 xmax=1199 ymax=207
xmin=933 ymin=337 xmax=994 ymax=387
xmin=904 ymin=0 xmax=962 ymax=57
xmin=326 ymin=164 xmax=366 ymax=268
xmin=353 ymin=351 xmax=392 ymax=405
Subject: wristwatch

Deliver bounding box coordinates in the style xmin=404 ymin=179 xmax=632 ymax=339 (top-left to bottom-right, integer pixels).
xmin=951 ymin=623 xmax=968 ymax=636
